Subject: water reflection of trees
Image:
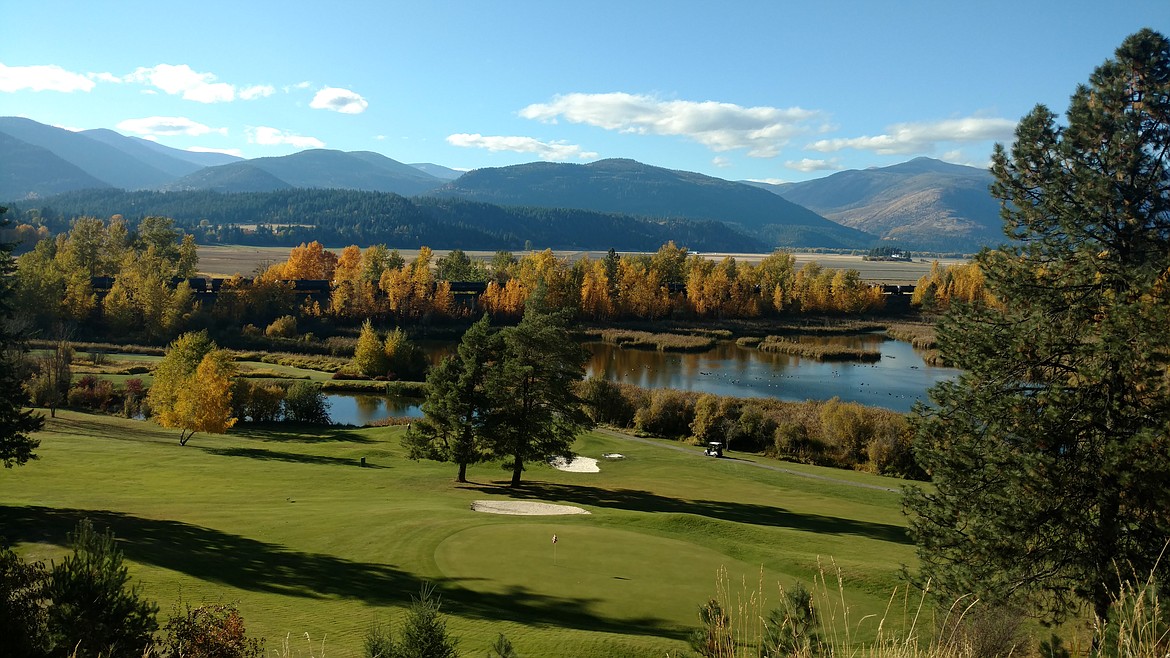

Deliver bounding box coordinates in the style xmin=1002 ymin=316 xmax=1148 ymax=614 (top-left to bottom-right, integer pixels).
xmin=353 ymin=395 xmax=386 ymax=423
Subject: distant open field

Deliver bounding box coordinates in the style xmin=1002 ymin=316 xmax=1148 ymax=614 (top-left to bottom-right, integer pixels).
xmin=197 ymin=244 xmax=967 ymax=285
xmin=1 ymin=411 xmax=915 ymax=657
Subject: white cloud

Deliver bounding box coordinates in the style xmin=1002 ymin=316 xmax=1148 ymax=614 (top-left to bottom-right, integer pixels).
xmin=239 ymin=84 xmax=275 ymax=100
xmin=747 ymin=178 xmax=789 ymax=185
xmin=248 ymin=126 xmax=325 ymax=149
xmin=519 ymin=92 xmax=821 ymax=158
xmin=116 ymin=116 xmax=227 ymax=137
xmin=712 ymin=156 xmax=732 ymax=168
xmin=785 ymin=158 xmax=842 ymax=172
xmin=310 ymin=87 xmax=368 ymax=114
xmin=285 ymin=81 xmax=312 ymax=92
xmin=0 ymin=63 xmax=95 ymax=92
xmin=126 ymin=64 xmax=234 ymax=102
xmin=446 ymin=133 xmax=597 ymax=160
xmin=124 ymin=64 xmax=272 ymax=103
xmin=88 ymin=72 xmax=121 ymax=84
xmin=187 ymin=146 xmax=244 ymax=157
xmin=806 ymin=117 xmax=1017 ymax=155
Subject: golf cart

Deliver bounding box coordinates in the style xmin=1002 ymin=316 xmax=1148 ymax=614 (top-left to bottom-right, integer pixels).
xmin=704 ymin=441 xmax=724 ymax=458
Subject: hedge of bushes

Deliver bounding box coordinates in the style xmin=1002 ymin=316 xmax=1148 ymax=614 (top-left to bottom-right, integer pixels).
xmin=576 ymin=378 xmax=924 ymax=479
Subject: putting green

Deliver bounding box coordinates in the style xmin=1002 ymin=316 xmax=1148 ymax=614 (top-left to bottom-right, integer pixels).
xmin=435 ymin=522 xmax=791 ymax=631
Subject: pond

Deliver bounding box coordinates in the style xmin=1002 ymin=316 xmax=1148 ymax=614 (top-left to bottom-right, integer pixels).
xmin=325 ymin=393 xmax=425 ymax=426
xmin=584 ymin=334 xmax=959 ymax=414
xmin=326 ymin=333 xmax=959 ymax=425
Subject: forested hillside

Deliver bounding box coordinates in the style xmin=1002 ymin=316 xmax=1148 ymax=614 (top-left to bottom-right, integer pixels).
xmin=7 ymin=188 xmax=770 ymax=252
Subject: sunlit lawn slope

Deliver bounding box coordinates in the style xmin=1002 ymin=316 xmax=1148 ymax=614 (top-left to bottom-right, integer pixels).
xmin=0 ymin=410 xmax=914 ymax=657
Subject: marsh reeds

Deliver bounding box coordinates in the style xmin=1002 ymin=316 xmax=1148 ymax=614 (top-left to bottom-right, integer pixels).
xmin=596 ymin=329 xmax=717 ymax=352
xmin=756 ymin=337 xmax=881 ymax=362
xmin=882 ymin=324 xmax=937 ymax=350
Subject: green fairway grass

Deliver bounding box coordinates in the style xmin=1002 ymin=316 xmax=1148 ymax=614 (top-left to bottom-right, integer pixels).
xmin=0 ymin=410 xmax=915 ymax=657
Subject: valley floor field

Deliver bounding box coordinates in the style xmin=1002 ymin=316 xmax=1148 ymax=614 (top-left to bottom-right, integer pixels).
xmin=0 ymin=411 xmax=915 ymax=657
xmin=196 ymin=244 xmax=966 ymax=285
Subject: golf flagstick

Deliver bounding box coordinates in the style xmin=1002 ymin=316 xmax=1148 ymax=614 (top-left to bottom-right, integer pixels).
xmin=552 ymin=533 xmax=558 ymax=565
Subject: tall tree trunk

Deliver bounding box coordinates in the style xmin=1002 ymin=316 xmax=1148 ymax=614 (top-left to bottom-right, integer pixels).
xmin=457 ymin=461 xmax=467 ymax=483
xmin=510 ymin=454 xmax=523 ymax=487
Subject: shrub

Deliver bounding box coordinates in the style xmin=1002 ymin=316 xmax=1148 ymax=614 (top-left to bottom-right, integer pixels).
xmin=0 ymin=543 xmax=49 ymax=658
xmin=760 ymin=582 xmax=821 ymax=657
xmin=773 ymin=421 xmax=826 ymax=464
xmin=43 ymin=519 xmax=158 ymax=658
xmin=487 ymin=633 xmax=518 ymax=658
xmin=68 ymin=376 xmax=118 ymax=412
xmin=265 ymin=315 xmax=298 ymax=338
xmin=122 ymin=378 xmax=146 ymax=418
xmin=633 ymin=389 xmax=695 ymax=438
xmin=818 ymin=398 xmax=873 ymax=466
xmin=157 ymin=601 xmax=265 ymax=658
xmin=285 ymin=381 xmax=331 ymax=425
xmin=231 ymin=380 xmax=286 ymax=423
xmin=578 ymin=378 xmax=636 ymax=427
xmin=364 ymin=617 xmax=395 ymax=658
xmin=939 ymin=604 xmax=1026 ymax=658
xmin=865 ymin=415 xmax=922 ymax=479
xmin=366 ymin=586 xmax=459 ymax=658
xmin=384 ymin=328 xmax=427 ymax=381
xmin=392 ymin=585 xmax=459 ymax=658
xmin=691 ymin=394 xmax=739 ymax=446
xmin=354 ymin=320 xmax=390 ymax=377
xmin=688 ymin=598 xmax=732 ymax=657
xmin=731 ymin=402 xmax=777 ymax=453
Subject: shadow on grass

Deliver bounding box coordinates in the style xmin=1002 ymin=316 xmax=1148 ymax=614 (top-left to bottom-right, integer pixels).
xmin=466 ymin=481 xmax=910 ymax=545
xmin=232 ymin=423 xmax=377 ymax=444
xmin=0 ymin=505 xmax=683 ymax=640
xmin=45 ymin=413 xmax=177 ymax=446
xmin=200 ymin=446 xmax=390 ymax=469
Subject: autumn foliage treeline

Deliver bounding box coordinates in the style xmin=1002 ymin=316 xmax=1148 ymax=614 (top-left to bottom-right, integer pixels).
xmin=12 ymin=217 xmax=895 ymax=342
xmin=257 ymin=239 xmax=891 ymax=322
xmin=910 ymin=260 xmax=992 ymax=311
xmin=13 ymin=215 xmax=991 ymax=345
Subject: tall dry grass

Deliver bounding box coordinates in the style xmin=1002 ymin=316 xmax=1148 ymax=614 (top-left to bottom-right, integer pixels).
xmin=756 ymin=337 xmax=881 ymax=362
xmin=668 ymin=562 xmax=1170 ymax=658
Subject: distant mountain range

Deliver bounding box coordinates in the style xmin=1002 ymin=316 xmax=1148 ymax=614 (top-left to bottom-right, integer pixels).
xmin=748 ymin=158 xmax=1002 ymax=251
xmin=429 ymin=158 xmax=872 ymax=249
xmin=1 ymin=116 xmax=1003 ymax=252
xmin=161 ymin=149 xmax=445 ymax=196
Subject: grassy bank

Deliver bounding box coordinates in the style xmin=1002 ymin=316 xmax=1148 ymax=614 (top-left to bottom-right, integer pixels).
xmin=756 ymin=337 xmax=882 ymax=362
xmin=0 ymin=410 xmax=913 ymax=657
xmin=584 ymin=328 xmax=718 ymax=352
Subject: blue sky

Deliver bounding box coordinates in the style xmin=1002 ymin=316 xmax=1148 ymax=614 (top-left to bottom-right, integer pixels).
xmin=2 ymin=1 xmax=1166 ymax=182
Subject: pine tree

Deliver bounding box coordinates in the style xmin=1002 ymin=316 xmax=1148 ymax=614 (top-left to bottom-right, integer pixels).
xmin=405 ymin=315 xmax=498 ymax=482
xmin=389 ymin=585 xmax=458 ymax=658
xmin=488 ymin=307 xmax=592 ymax=486
xmin=0 ymin=206 xmax=43 ymax=468
xmin=44 ymin=519 xmax=159 ymax=658
xmin=905 ymin=29 xmax=1170 ymax=624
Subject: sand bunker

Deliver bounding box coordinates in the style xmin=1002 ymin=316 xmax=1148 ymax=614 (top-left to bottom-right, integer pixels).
xmin=549 ymin=456 xmax=600 ymax=472
xmin=470 ymin=500 xmax=590 ymax=515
